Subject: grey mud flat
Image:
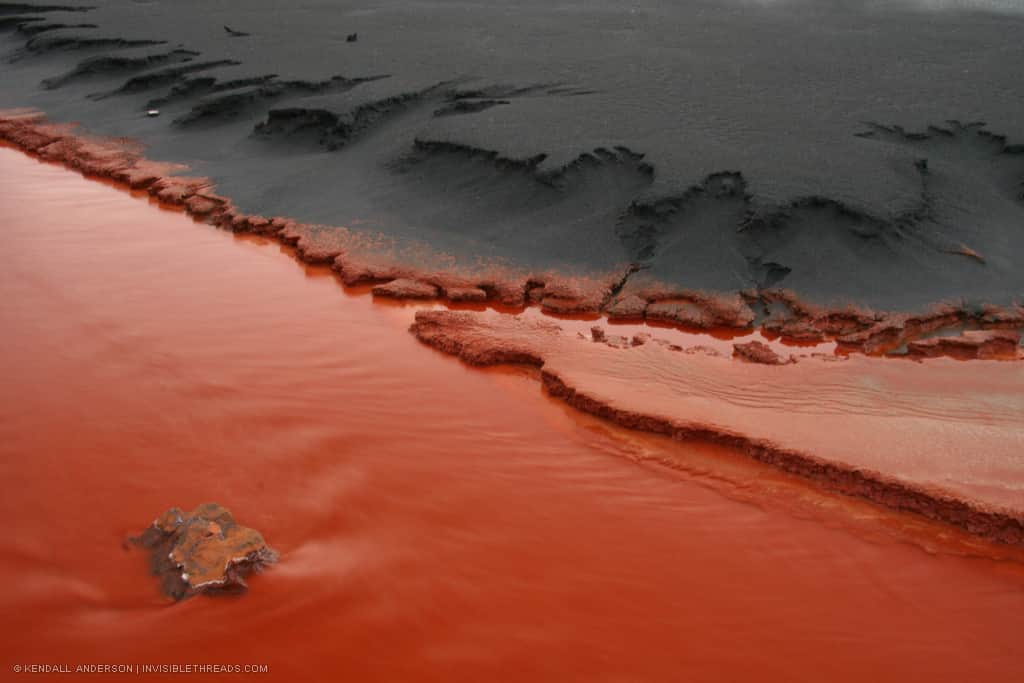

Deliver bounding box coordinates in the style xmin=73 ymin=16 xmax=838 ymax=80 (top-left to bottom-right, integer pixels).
xmin=1 ymin=0 xmax=1023 ymax=317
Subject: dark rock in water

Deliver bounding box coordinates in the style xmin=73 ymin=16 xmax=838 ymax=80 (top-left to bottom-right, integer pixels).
xmin=732 ymin=340 xmax=790 ymax=366
xmin=129 ymin=503 xmax=277 ymax=600
xmin=346 ymin=32 xmax=358 ymax=42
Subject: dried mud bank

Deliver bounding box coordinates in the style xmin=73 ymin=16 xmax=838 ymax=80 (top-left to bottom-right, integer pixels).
xmin=2 ymin=111 xmax=1021 ymax=360
xmin=0 ymin=111 xmax=623 ymax=314
xmin=411 ymin=310 xmax=1024 ymax=545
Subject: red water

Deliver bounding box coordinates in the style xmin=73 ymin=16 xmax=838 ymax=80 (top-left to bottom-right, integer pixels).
xmin=1 ymin=146 xmax=1022 ymax=682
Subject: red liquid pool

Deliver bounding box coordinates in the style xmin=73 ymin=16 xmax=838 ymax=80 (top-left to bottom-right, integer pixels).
xmin=1 ymin=146 xmax=1022 ymax=682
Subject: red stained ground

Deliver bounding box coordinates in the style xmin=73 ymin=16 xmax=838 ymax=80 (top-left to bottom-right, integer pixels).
xmin=1 ymin=147 xmax=1023 ymax=682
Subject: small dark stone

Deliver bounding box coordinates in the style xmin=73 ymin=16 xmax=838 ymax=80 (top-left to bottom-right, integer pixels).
xmin=128 ymin=503 xmax=277 ymax=600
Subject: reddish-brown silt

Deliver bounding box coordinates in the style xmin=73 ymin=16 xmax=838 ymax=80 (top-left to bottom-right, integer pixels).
xmin=1 ymin=145 xmax=1022 ymax=682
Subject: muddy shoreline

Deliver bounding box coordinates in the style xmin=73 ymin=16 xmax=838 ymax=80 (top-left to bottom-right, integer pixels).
xmin=541 ymin=368 xmax=1024 ymax=546
xmin=2 ymin=2 xmax=1024 ymax=322
xmin=2 ymin=111 xmax=1022 ymax=359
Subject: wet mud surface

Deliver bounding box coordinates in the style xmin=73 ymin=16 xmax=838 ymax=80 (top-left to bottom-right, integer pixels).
xmin=3 ymin=146 xmax=1024 ymax=681
xmin=1 ymin=1 xmax=1023 ymax=322
xmin=411 ymin=309 xmax=1024 ymax=544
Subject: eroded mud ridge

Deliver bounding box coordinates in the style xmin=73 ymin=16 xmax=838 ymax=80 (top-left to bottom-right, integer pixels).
xmin=1 ymin=1 xmax=1023 ymax=347
xmin=1 ymin=111 xmax=1021 ymax=358
xmin=410 ymin=309 xmax=1024 ymax=545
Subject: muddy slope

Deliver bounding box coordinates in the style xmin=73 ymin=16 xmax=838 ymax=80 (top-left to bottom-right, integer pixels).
xmin=0 ymin=1 xmax=1022 ymax=314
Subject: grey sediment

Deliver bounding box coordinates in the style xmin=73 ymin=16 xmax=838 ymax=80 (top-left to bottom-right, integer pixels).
xmin=1 ymin=109 xmax=1021 ymax=359
xmin=0 ymin=0 xmax=1022 ymax=330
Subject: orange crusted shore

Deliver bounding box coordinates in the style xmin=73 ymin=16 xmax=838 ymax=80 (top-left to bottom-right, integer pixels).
xmin=2 ymin=110 xmax=1022 ymax=358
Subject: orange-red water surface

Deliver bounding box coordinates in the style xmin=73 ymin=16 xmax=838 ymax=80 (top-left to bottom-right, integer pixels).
xmin=1 ymin=146 xmax=1023 ymax=682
